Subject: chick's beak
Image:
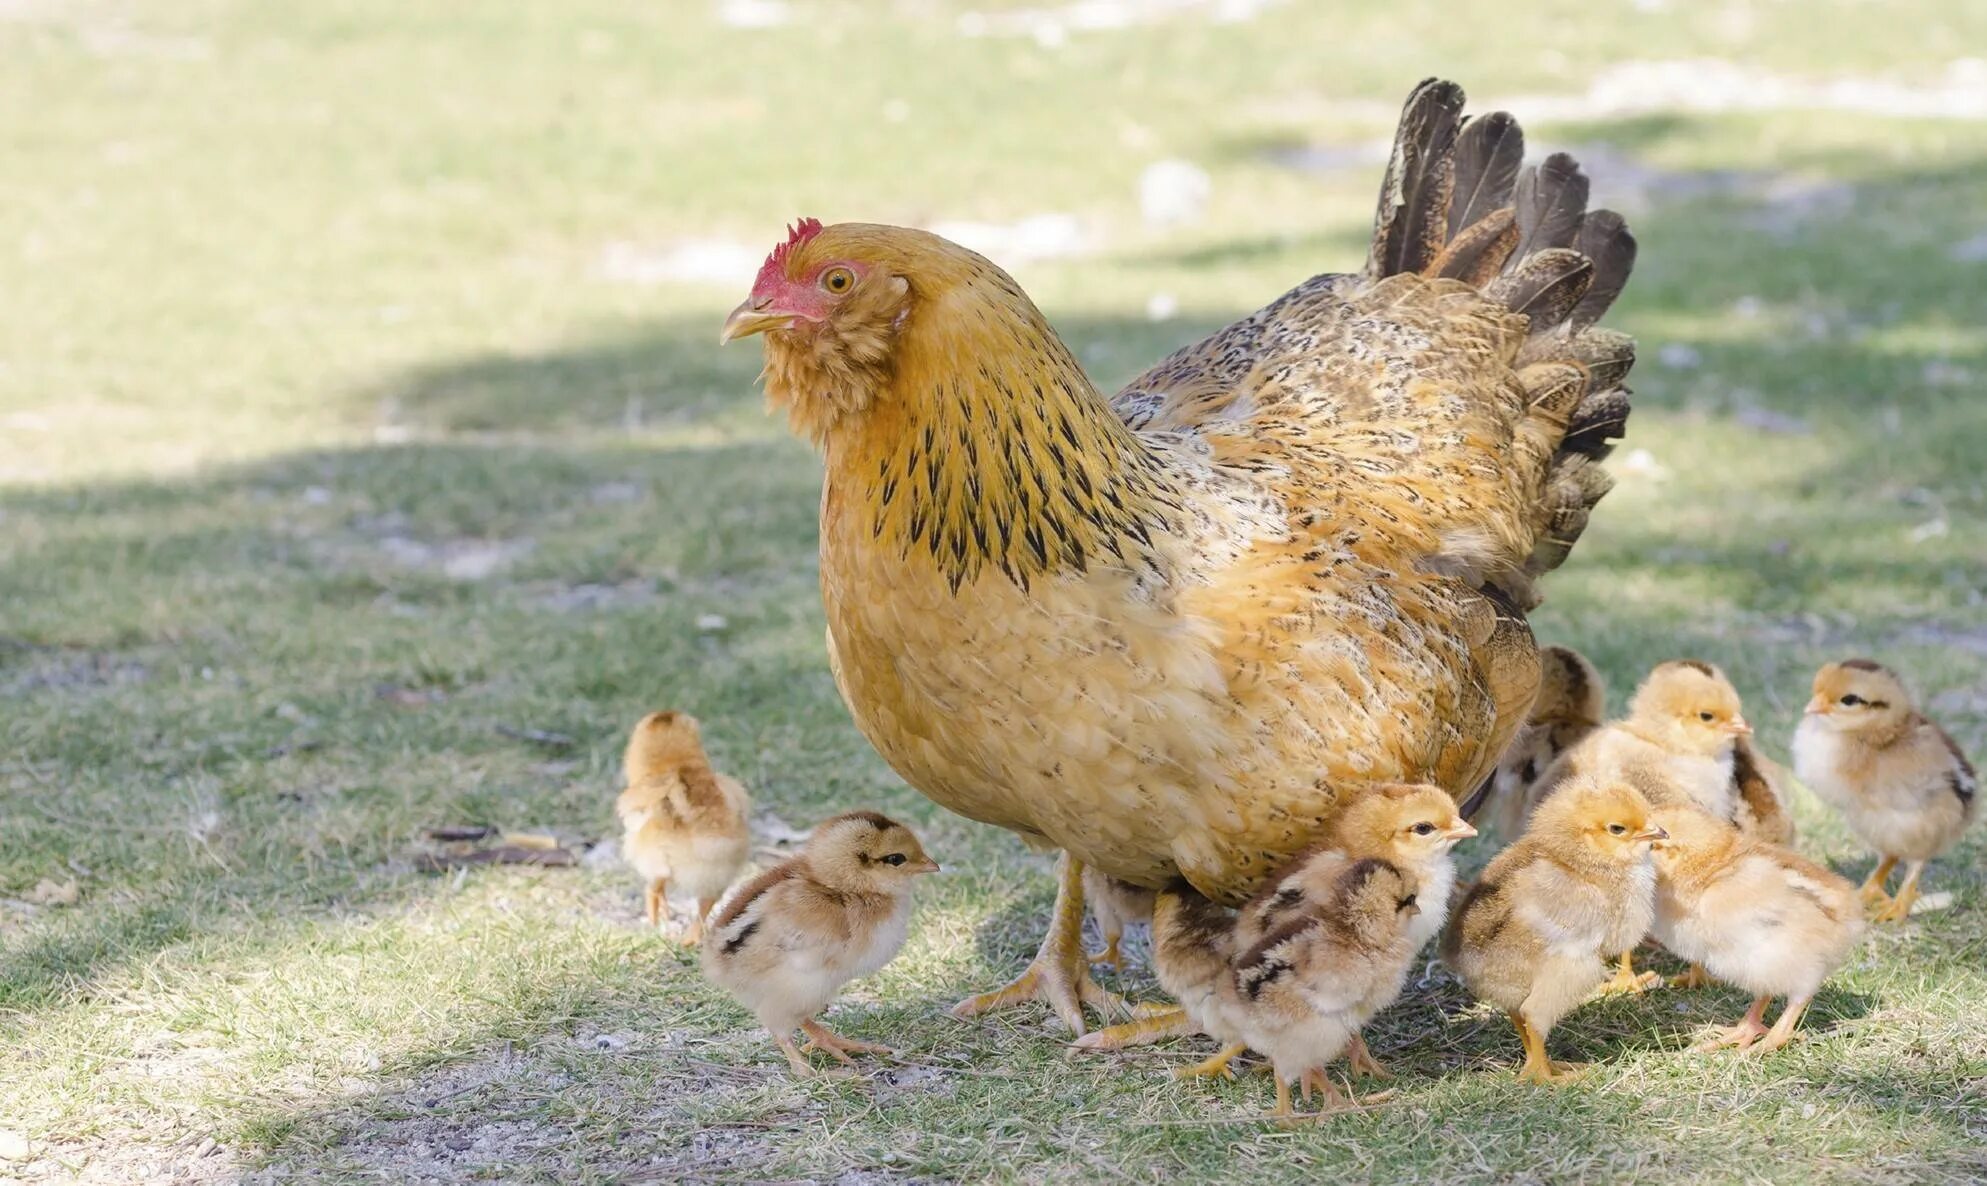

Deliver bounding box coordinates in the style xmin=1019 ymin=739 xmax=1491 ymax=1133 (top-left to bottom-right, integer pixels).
xmin=1443 ymin=821 xmax=1479 ymax=840
xmin=1804 ymin=695 xmax=1830 ymax=716
xmin=719 ymin=297 xmax=793 ymax=344
xmin=909 ymin=858 xmax=941 ymax=875
xmin=1723 ymin=716 xmax=1753 ymax=736
xmin=1634 ymin=824 xmax=1670 ymax=844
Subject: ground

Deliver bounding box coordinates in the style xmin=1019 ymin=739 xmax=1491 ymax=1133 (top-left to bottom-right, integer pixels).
xmin=3 ymin=1 xmax=1986 ymax=1182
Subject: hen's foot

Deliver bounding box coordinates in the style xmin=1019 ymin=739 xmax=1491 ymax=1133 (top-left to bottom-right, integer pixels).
xmin=1071 ymin=1006 xmax=1191 ymax=1052
xmin=951 ymin=854 xmax=1127 ymax=1036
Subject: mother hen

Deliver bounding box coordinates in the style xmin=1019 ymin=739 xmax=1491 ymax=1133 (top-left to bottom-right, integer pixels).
xmin=720 ymin=79 xmax=1636 ymax=1035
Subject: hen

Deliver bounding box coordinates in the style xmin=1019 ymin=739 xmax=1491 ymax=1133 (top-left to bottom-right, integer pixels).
xmin=722 ymin=79 xmax=1637 ymax=1033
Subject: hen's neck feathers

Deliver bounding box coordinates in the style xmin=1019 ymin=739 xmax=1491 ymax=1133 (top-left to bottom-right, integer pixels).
xmin=772 ymin=262 xmax=1179 ymax=592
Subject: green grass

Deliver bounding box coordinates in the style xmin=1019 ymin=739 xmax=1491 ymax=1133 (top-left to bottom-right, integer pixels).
xmin=4 ymin=0 xmax=1987 ymax=1181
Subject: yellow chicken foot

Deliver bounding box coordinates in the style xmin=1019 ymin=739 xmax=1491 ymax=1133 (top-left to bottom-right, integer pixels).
xmin=1173 ymin=1043 xmax=1248 ymax=1081
xmin=952 ymin=854 xmax=1128 ymax=1036
xmin=1696 ymin=993 xmax=1771 ymax=1052
xmin=1871 ymin=860 xmax=1924 ymax=923
xmin=1858 ymin=855 xmax=1898 ymax=908
xmin=1669 ymin=962 xmax=1713 ymax=990
xmin=645 ymin=876 xmax=668 ymax=929
xmin=1086 ymin=932 xmax=1124 ymax=968
xmin=1595 ymin=951 xmax=1662 ymax=995
xmin=800 ymin=1019 xmax=894 ymax=1064
xmin=1511 ymin=1010 xmax=1586 ymax=1085
xmin=1749 ymin=994 xmax=1812 ymax=1053
xmin=1071 ymin=1006 xmax=1192 ymax=1052
xmin=1345 ymin=1033 xmax=1393 ymax=1080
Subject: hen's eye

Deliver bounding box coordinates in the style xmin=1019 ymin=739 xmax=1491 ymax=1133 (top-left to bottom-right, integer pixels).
xmin=1607 ymin=823 xmax=1627 ymax=835
xmin=882 ymin=853 xmax=907 ymax=866
xmin=1698 ymin=712 xmax=1715 ymax=722
xmin=1411 ymin=822 xmax=1437 ymax=836
xmin=1840 ymin=694 xmax=1863 ymax=707
xmin=821 ymin=266 xmax=855 ymax=293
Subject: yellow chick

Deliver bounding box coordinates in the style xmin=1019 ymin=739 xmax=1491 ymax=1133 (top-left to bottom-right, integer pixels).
xmin=1486 ymin=646 xmax=1607 ymax=840
xmin=1144 ymin=882 xmax=1248 ymax=1079
xmin=1649 ymin=804 xmax=1863 ymax=1052
xmin=1221 ymin=857 xmax=1423 ymax=1120
xmin=700 ymin=811 xmax=939 ymax=1076
xmin=1081 ymin=867 xmax=1157 ymax=968
xmin=1442 ymin=775 xmax=1666 ymax=1084
xmin=1793 ymin=659 xmax=1978 ymax=923
xmin=615 ymin=710 xmax=752 ymax=944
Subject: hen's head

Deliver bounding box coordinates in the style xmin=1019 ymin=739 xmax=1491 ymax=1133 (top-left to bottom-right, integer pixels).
xmin=1626 ymin=659 xmax=1751 ymax=758
xmin=720 ymin=219 xmax=1013 ymax=445
xmin=1805 ymin=659 xmax=1913 ymax=735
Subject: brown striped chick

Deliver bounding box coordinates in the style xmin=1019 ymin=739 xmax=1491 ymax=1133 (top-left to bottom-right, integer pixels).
xmin=615 ymin=710 xmax=752 ymax=944
xmin=1486 ymin=646 xmax=1607 ymax=841
xmin=1649 ymin=804 xmax=1863 ymax=1053
xmin=1794 ymin=659 xmax=1978 ymax=923
xmin=700 ymin=811 xmax=938 ymax=1076
xmin=1221 ymin=857 xmax=1423 ymax=1121
xmin=1534 ymin=660 xmax=1752 ymax=992
xmin=1082 ymin=867 xmax=1156 ymax=969
xmin=1442 ymin=775 xmax=1665 ymax=1085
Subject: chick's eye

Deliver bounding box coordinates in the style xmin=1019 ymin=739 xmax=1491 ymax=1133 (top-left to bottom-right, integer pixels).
xmin=1840 ymin=694 xmax=1863 ymax=707
xmin=1607 ymin=823 xmax=1627 ymax=835
xmin=882 ymin=853 xmax=907 ymax=866
xmin=1411 ymin=822 xmax=1437 ymax=836
xmin=1698 ymin=712 xmax=1715 ymax=722
xmin=821 ymin=267 xmax=855 ymax=293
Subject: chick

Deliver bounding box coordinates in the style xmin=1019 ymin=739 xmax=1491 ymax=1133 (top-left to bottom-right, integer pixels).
xmin=1442 ymin=775 xmax=1666 ymax=1084
xmin=1649 ymin=804 xmax=1862 ymax=1052
xmin=1146 ymin=883 xmax=1250 ymax=1080
xmin=1221 ymin=857 xmax=1422 ymax=1119
xmin=615 ymin=710 xmax=752 ymax=944
xmin=700 ymin=811 xmax=939 ymax=1076
xmin=1534 ymin=660 xmax=1753 ymax=992
xmin=1082 ymin=867 xmax=1157 ymax=968
xmin=1486 ymin=646 xmax=1607 ymax=840
xmin=1793 ymin=659 xmax=1978 ymax=923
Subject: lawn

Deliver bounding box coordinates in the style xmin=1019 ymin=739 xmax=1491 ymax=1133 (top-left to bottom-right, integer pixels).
xmin=4 ymin=0 xmax=1986 ymax=1182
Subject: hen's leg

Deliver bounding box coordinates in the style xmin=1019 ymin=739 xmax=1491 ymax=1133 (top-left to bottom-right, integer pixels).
xmin=645 ymin=877 xmax=667 ymax=929
xmin=1872 ymin=861 xmax=1925 ymax=923
xmin=1071 ymin=1007 xmax=1192 ymax=1052
xmin=952 ymin=853 xmax=1128 ymax=1036
xmin=1596 ymin=951 xmax=1662 ymax=995
xmin=1858 ymin=855 xmax=1898 ymax=908
xmin=1695 ymin=994 xmax=1771 ymax=1051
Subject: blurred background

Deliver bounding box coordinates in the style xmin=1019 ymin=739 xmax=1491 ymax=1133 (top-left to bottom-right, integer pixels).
xmin=3 ymin=1 xmax=1985 ymax=1182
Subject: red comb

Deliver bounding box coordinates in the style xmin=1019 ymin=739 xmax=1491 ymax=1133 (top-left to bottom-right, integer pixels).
xmin=755 ymin=217 xmax=823 ymax=289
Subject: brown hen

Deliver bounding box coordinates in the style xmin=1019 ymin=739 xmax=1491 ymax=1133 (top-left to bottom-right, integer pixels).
xmin=721 ymin=79 xmax=1637 ymax=1033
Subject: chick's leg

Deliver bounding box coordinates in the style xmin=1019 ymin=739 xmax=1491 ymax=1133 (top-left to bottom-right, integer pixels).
xmin=1669 ymin=962 xmax=1713 ymax=990
xmin=800 ymin=1019 xmax=895 ymax=1063
xmin=1872 ymin=861 xmax=1925 ymax=923
xmin=1087 ymin=926 xmax=1123 ymax=969
xmin=1174 ymin=1043 xmax=1248 ymax=1081
xmin=773 ymin=1032 xmax=817 ymax=1077
xmin=1511 ymin=1010 xmax=1585 ymax=1085
xmin=683 ymin=897 xmax=718 ymax=947
xmin=644 ymin=877 xmax=667 ymax=929
xmin=1071 ymin=1007 xmax=1192 ymax=1052
xmin=1751 ymin=994 xmax=1812 ymax=1053
xmin=952 ymin=853 xmax=1127 ymax=1036
xmin=1858 ymin=855 xmax=1898 ymax=908
xmin=1696 ymin=993 xmax=1771 ymax=1051
xmin=1345 ymin=1033 xmax=1393 ymax=1080
xmin=1596 ymin=951 xmax=1662 ymax=995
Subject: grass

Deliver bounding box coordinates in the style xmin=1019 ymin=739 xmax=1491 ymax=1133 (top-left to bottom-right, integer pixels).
xmin=4 ymin=0 xmax=1986 ymax=1181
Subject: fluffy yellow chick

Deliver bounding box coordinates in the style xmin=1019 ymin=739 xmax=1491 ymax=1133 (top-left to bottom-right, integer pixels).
xmin=615 ymin=710 xmax=752 ymax=944
xmin=1793 ymin=659 xmax=1977 ymax=923
xmin=1486 ymin=646 xmax=1607 ymax=840
xmin=1442 ymin=775 xmax=1666 ymax=1084
xmin=700 ymin=811 xmax=939 ymax=1076
xmin=1081 ymin=868 xmax=1157 ymax=968
xmin=1221 ymin=857 xmax=1423 ymax=1120
xmin=1649 ymin=805 xmax=1862 ymax=1052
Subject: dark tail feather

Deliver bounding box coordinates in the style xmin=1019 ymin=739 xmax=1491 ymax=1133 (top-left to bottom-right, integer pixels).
xmin=1569 ymin=211 xmax=1636 ymax=330
xmin=1448 ymin=112 xmax=1523 ymax=234
xmin=1367 ymin=79 xmax=1466 ymax=279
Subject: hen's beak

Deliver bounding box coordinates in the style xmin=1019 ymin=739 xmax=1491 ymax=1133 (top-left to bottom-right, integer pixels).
xmin=1723 ymin=716 xmax=1753 ymax=736
xmin=909 ymin=858 xmax=941 ymax=875
xmin=1804 ymin=695 xmax=1830 ymax=716
xmin=1443 ymin=821 xmax=1479 ymax=840
xmin=1634 ymin=824 xmax=1670 ymax=844
xmin=719 ymin=297 xmax=792 ymax=344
